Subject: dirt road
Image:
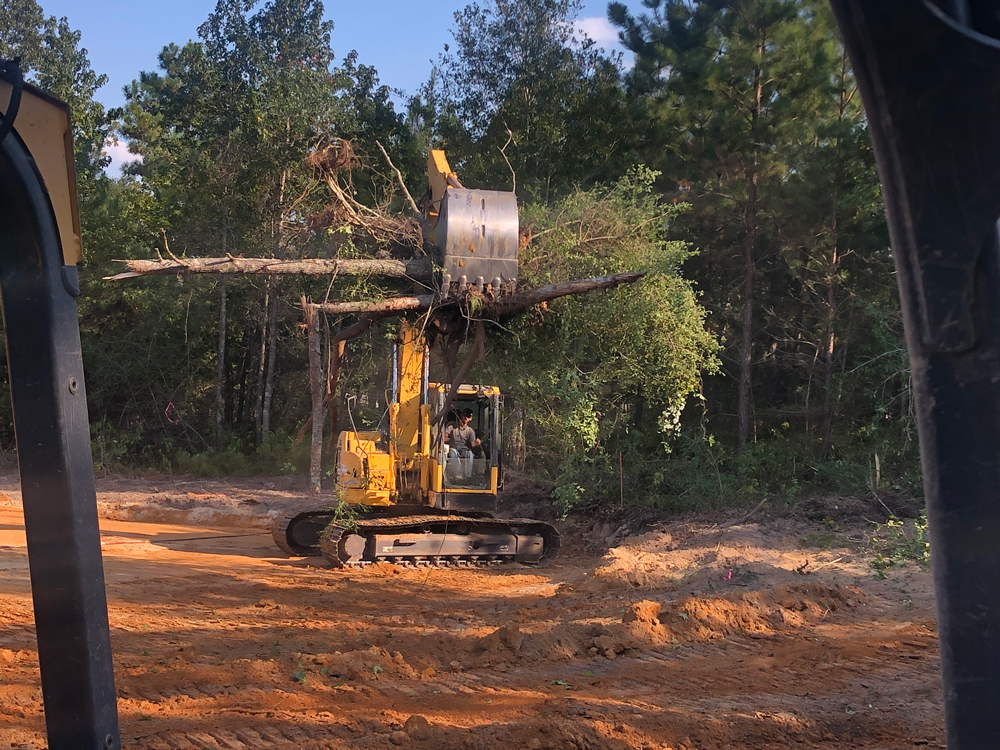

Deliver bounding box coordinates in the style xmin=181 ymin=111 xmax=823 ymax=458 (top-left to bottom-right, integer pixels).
xmin=0 ymin=478 xmax=944 ymax=749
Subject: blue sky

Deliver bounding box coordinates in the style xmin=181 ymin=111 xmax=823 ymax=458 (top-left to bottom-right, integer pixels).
xmin=37 ymin=0 xmax=645 ymax=173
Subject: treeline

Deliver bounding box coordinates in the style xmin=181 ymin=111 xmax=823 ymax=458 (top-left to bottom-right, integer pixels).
xmin=0 ymin=0 xmax=916 ymax=510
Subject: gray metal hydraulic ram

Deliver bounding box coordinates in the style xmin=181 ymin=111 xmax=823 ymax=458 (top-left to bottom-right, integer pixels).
xmin=0 ymin=67 xmax=121 ymax=748
xmin=829 ymin=1 xmax=1000 ymax=746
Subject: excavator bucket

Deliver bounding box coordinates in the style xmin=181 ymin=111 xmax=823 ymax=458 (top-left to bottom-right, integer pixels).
xmin=435 ymin=188 xmax=519 ymax=290
xmin=424 ymin=150 xmax=519 ymax=293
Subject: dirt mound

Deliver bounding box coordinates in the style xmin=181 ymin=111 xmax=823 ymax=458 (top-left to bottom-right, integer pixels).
xmin=471 ymin=621 xmax=590 ymax=663
xmin=465 ymin=584 xmax=861 ymax=665
xmin=660 ymin=583 xmax=862 ymax=641
xmin=309 ymin=646 xmax=419 ymax=681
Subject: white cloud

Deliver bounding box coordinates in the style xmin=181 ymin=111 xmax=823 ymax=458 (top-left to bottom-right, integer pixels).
xmin=102 ymin=138 xmax=141 ymax=177
xmin=576 ymin=16 xmax=621 ymax=46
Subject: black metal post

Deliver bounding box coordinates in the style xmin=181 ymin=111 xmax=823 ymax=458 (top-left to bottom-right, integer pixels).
xmin=830 ymin=2 xmax=1000 ymax=746
xmin=0 ymin=130 xmax=120 ymax=744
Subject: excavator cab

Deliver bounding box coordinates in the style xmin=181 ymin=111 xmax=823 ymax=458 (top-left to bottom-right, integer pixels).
xmin=439 ymin=395 xmax=493 ymax=488
xmin=431 ymin=384 xmax=503 ymax=501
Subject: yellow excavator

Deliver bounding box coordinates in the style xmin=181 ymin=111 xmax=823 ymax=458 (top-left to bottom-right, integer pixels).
xmin=272 ymin=152 xmax=559 ymax=567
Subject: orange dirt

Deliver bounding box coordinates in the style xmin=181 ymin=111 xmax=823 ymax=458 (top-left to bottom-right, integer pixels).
xmin=0 ymin=475 xmax=944 ymax=749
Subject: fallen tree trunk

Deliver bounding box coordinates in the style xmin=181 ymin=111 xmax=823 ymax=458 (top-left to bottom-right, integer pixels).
xmin=493 ymin=272 xmax=645 ymax=315
xmin=313 ymin=295 xmax=435 ymax=316
xmin=310 ymin=272 xmax=644 ymax=318
xmin=106 ymin=256 xmax=434 ymax=281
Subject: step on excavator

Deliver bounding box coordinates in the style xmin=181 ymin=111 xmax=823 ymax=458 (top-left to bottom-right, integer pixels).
xmin=273 ymin=151 xmax=559 ymax=567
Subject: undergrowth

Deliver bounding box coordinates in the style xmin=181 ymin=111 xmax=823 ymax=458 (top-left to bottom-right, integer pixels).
xmin=543 ymin=426 xmax=922 ymax=517
xmin=867 ymin=511 xmax=931 ymax=579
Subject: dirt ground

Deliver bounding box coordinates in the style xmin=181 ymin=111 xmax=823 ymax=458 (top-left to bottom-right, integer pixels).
xmin=0 ymin=474 xmax=944 ymax=749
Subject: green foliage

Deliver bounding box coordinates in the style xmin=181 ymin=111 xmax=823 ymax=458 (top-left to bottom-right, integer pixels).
xmin=3 ymin=0 xmax=921 ymax=517
xmin=868 ymin=512 xmax=931 ymax=579
xmin=0 ymin=1 xmax=112 ymax=179
xmin=424 ymin=0 xmax=637 ymax=197
xmin=480 ymin=167 xmax=719 ymax=508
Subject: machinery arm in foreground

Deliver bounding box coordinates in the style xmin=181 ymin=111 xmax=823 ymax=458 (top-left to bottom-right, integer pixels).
xmin=830 ymin=2 xmax=1000 ymax=746
xmin=0 ymin=65 xmax=120 ymax=748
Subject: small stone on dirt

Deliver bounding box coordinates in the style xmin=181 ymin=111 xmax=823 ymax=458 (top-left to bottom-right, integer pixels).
xmin=404 ymin=714 xmax=432 ymax=741
xmin=390 ymin=730 xmax=409 ymax=746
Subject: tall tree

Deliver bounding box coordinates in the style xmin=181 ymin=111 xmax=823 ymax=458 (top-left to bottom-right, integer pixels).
xmin=116 ymin=0 xmax=418 ymax=451
xmin=428 ymin=0 xmax=635 ymax=198
xmin=612 ymin=0 xmax=833 ymax=454
xmin=122 ymin=0 xmax=342 ymax=446
xmin=0 ymin=1 xmax=111 ymax=182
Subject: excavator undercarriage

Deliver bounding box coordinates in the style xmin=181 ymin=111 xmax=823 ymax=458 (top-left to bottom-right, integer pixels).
xmin=273 ymin=506 xmax=560 ymax=568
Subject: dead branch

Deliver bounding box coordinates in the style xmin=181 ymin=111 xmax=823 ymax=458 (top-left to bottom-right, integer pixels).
xmin=310 ymin=272 xmax=644 ymax=318
xmin=494 ymin=272 xmax=645 ymax=315
xmin=106 ymin=256 xmax=434 ymax=281
xmin=313 ymin=295 xmax=435 ymax=316
xmin=376 ymin=140 xmax=420 ymax=217
xmin=308 ymin=140 xmax=423 ymax=249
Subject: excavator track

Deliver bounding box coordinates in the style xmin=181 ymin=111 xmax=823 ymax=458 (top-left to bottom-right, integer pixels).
xmin=274 ymin=509 xmax=559 ymax=568
xmin=271 ymin=505 xmax=337 ymax=557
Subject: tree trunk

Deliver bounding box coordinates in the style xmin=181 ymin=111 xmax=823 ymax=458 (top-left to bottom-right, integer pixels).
xmin=261 ymin=169 xmax=289 ymax=447
xmin=821 ymin=51 xmax=851 ymax=458
xmin=215 ymin=278 xmax=227 ymax=443
xmin=106 ymin=256 xmax=434 ymax=281
xmin=233 ymin=341 xmax=248 ymax=427
xmin=328 ymin=338 xmax=346 ymax=450
xmin=820 ymin=248 xmax=839 ymax=456
xmin=737 ymin=231 xmax=755 ymax=455
xmin=738 ymin=50 xmax=764 ymax=456
xmin=261 ymin=289 xmax=279 ymax=446
xmin=255 ymin=283 xmax=270 ymax=442
xmin=310 ymin=272 xmax=644 ymax=318
xmin=303 ymin=299 xmax=324 ymax=494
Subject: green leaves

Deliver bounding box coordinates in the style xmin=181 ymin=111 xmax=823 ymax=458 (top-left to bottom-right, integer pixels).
xmin=429 ymin=0 xmax=635 ymax=196
xmin=482 ymin=167 xmax=719 ymax=508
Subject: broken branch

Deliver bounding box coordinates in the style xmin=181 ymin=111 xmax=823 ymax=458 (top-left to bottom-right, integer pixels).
xmin=310 ymin=271 xmax=644 ymax=318
xmin=312 ymin=295 xmax=435 ymax=316
xmin=376 ymin=140 xmax=421 ymax=217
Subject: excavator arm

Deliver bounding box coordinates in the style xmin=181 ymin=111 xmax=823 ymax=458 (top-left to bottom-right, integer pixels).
xmin=0 ymin=63 xmax=120 ymax=749
xmin=830 ymin=3 xmax=1000 ymax=746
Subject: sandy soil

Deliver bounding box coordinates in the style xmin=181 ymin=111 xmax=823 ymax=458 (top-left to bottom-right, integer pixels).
xmin=0 ymin=475 xmax=944 ymax=749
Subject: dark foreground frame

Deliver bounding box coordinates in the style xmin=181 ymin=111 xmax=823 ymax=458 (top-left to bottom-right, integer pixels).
xmin=0 ymin=121 xmax=120 ymax=745
xmin=831 ymin=1 xmax=1000 ymax=746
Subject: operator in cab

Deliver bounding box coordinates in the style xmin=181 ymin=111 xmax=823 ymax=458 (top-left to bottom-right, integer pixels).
xmin=445 ymin=408 xmax=481 ymax=479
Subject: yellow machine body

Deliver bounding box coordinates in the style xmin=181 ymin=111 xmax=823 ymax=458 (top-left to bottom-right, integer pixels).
xmin=334 ymin=322 xmax=503 ymax=513
xmin=275 ymin=154 xmax=558 ymax=566
xmin=0 ymin=78 xmax=82 ymax=265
